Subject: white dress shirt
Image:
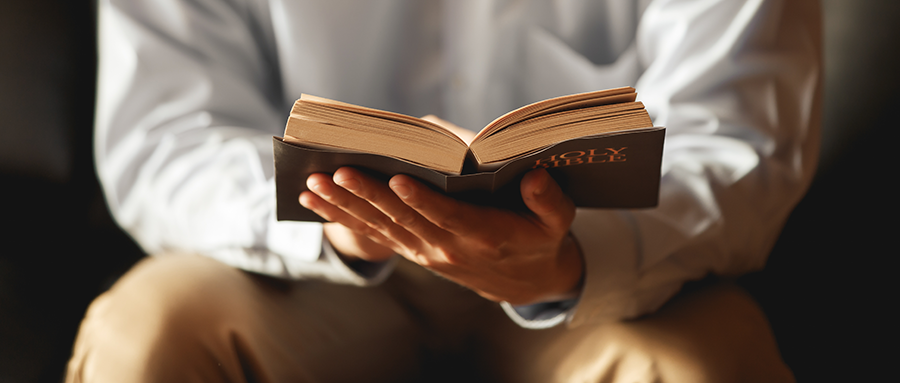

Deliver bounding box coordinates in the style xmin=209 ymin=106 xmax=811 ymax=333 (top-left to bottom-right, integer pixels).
xmin=95 ymin=0 xmax=822 ymax=328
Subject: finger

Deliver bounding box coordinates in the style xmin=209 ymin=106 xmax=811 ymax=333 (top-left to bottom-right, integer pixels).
xmin=299 ymin=191 xmax=398 ymax=250
xmin=307 ymin=173 xmax=417 ymax=246
xmin=322 ymin=222 xmax=397 ymax=262
xmin=332 ymin=168 xmax=451 ymax=245
xmin=388 ymin=174 xmax=484 ymax=237
xmin=520 ymin=169 xmax=575 ymax=236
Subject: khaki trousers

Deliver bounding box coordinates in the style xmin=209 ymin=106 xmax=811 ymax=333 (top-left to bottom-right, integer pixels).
xmin=65 ymin=255 xmax=794 ymax=383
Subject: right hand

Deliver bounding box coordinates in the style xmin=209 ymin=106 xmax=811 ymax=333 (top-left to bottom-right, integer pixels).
xmin=301 ymin=167 xmax=582 ymax=305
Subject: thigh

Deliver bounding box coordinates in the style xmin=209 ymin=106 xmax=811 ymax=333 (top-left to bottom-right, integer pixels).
xmin=478 ymin=282 xmax=795 ymax=383
xmin=67 ymin=254 xmax=423 ymax=383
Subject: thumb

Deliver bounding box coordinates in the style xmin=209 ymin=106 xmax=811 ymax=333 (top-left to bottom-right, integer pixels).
xmin=520 ymin=169 xmax=575 ymax=235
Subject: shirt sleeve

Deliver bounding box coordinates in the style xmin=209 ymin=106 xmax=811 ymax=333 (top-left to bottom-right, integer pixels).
xmin=562 ymin=0 xmax=822 ymax=327
xmin=95 ymin=0 xmax=395 ymax=285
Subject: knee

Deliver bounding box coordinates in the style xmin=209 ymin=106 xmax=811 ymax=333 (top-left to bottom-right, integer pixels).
xmin=88 ymin=255 xmax=245 ymax=332
xmin=67 ymin=255 xmax=252 ymax=380
xmin=602 ymin=284 xmax=795 ymax=383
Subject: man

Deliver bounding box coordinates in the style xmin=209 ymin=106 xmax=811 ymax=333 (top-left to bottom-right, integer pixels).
xmin=68 ymin=0 xmax=821 ymax=381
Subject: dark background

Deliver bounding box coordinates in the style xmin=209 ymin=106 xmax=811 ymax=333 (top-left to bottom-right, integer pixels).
xmin=0 ymin=1 xmax=895 ymax=381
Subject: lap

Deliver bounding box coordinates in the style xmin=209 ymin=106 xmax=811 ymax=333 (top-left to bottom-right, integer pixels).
xmin=480 ymin=281 xmax=795 ymax=383
xmin=68 ymin=254 xmax=423 ymax=382
xmin=67 ymin=255 xmax=793 ymax=383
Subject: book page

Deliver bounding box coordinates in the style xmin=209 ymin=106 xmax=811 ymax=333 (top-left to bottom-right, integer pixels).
xmin=300 ymin=94 xmax=467 ymax=146
xmin=421 ymin=115 xmax=476 ymax=145
xmin=471 ymin=87 xmax=637 ymax=142
xmin=283 ymin=88 xmax=650 ymax=175
xmin=469 ymin=95 xmax=653 ymax=165
xmin=285 ymin=96 xmax=471 ymax=174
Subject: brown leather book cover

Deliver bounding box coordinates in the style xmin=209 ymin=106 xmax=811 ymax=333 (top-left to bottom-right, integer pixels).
xmin=274 ymin=127 xmax=665 ymax=222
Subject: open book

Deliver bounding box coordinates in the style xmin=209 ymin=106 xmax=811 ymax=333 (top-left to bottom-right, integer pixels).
xmin=274 ymin=86 xmax=665 ymax=222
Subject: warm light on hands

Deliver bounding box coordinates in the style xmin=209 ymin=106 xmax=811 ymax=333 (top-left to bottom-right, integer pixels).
xmin=299 ymin=167 xmax=584 ymax=305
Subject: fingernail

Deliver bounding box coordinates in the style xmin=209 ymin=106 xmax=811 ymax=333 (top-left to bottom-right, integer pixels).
xmin=298 ymin=193 xmax=314 ymax=208
xmin=391 ymin=184 xmax=411 ymax=199
xmin=336 ymin=178 xmax=360 ymax=192
xmin=310 ymin=182 xmax=329 ymax=196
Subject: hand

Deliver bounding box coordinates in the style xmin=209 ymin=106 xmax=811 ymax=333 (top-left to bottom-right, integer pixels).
xmin=299 ymin=189 xmax=397 ymax=264
xmin=322 ymin=222 xmax=397 ymax=263
xmin=300 ymin=167 xmax=583 ymax=305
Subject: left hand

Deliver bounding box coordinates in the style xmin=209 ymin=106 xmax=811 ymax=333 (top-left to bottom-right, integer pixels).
xmin=299 ymin=167 xmax=584 ymax=305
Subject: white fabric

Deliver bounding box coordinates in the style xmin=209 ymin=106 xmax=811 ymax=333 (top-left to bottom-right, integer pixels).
xmin=95 ymin=0 xmax=821 ymax=326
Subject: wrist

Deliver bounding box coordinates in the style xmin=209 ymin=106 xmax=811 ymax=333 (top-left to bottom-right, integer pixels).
xmin=530 ymin=232 xmax=584 ymax=304
xmin=556 ymin=232 xmax=585 ymax=300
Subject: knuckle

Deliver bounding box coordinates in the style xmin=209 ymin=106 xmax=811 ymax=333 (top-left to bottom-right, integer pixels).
xmin=347 ymin=220 xmax=370 ymax=233
xmin=329 ymin=194 xmax=353 ymax=209
xmin=366 ymin=214 xmax=392 ymax=231
xmin=358 ymin=187 xmax=380 ymax=204
xmin=391 ymin=211 xmax=420 ymax=228
xmin=361 ymin=226 xmax=382 ymax=238
xmin=477 ymin=236 xmax=506 ymax=251
xmin=401 ymin=192 xmax=428 ymax=209
xmin=463 ymin=232 xmax=507 ymax=255
xmin=435 ymin=214 xmax=465 ymax=232
xmin=414 ymin=252 xmax=433 ymax=268
xmin=437 ymin=248 xmax=462 ymax=266
xmin=383 ymin=225 xmax=409 ymax=242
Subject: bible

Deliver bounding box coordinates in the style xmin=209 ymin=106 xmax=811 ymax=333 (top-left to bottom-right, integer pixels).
xmin=274 ymin=86 xmax=665 ymax=222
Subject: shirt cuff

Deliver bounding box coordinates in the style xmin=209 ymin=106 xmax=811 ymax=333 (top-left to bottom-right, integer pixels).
xmin=222 ymin=216 xmax=399 ymax=285
xmin=500 ymin=298 xmax=580 ymax=329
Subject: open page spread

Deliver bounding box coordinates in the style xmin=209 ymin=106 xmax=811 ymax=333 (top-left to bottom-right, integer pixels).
xmin=274 ymin=86 xmax=666 ymax=222
xmin=282 ymin=87 xmax=651 ymax=175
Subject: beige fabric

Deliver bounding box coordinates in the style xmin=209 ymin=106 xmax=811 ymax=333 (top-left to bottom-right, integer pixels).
xmin=66 ymin=255 xmax=794 ymax=383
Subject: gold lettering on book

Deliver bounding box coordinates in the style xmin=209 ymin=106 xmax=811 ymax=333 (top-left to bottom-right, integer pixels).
xmin=532 ymin=147 xmax=627 ymax=169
